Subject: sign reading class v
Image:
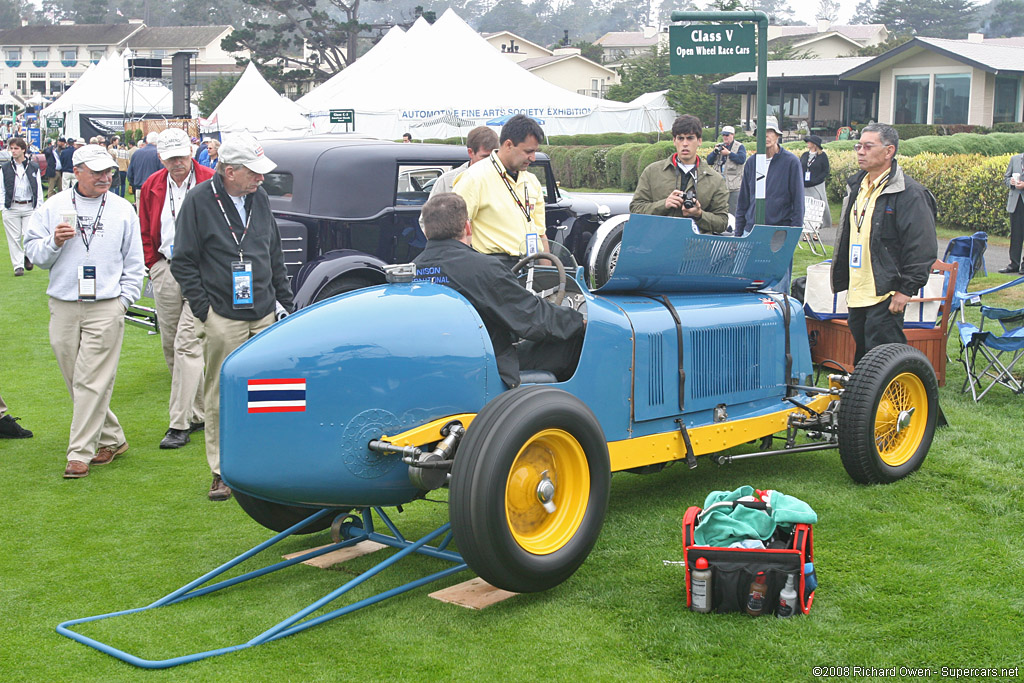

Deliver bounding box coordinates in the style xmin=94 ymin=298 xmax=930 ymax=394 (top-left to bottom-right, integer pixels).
xmin=669 ymin=24 xmax=755 ymax=75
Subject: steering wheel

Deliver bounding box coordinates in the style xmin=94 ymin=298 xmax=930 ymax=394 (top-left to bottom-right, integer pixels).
xmin=512 ymin=251 xmax=566 ymax=306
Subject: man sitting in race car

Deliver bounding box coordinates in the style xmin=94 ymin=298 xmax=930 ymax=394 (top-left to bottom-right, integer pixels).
xmin=413 ymin=192 xmax=584 ymax=388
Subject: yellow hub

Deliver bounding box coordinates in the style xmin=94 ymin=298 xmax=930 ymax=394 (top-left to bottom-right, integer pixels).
xmin=505 ymin=429 xmax=589 ymax=555
xmin=874 ymin=371 xmax=928 ymax=466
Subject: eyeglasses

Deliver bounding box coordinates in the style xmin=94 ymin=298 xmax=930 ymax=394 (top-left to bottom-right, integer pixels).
xmin=854 ymin=142 xmax=891 ymax=152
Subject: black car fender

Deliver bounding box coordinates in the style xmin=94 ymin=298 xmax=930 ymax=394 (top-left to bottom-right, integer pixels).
xmin=292 ymin=250 xmax=388 ymax=309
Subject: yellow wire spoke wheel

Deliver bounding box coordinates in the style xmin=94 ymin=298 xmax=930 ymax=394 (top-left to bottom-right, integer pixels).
xmin=505 ymin=429 xmax=590 ymax=555
xmin=838 ymin=344 xmax=938 ymax=484
xmin=873 ymin=371 xmax=928 ymax=467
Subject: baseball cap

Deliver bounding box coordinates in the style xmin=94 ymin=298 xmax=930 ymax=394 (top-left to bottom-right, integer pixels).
xmin=764 ymin=116 xmax=783 ymax=135
xmin=146 ymin=131 xmax=160 ymax=144
xmin=73 ymin=144 xmax=118 ymax=171
xmin=157 ymin=128 xmax=192 ymax=160
xmin=218 ymin=133 xmax=276 ymax=174
xmin=721 ymin=125 xmax=735 ymax=135
xmin=74 ymin=137 xmax=86 ymax=145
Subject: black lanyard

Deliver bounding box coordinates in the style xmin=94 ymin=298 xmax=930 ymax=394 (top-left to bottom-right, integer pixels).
xmin=853 ymin=172 xmax=889 ymax=233
xmin=167 ymin=168 xmax=194 ymax=220
xmin=71 ymin=190 xmax=107 ymax=253
xmin=491 ymin=155 xmax=531 ymax=222
xmin=674 ymin=154 xmax=699 ymax=194
xmin=212 ymin=176 xmax=252 ymax=259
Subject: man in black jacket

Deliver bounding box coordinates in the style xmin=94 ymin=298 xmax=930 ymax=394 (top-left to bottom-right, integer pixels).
xmin=831 ymin=123 xmax=937 ymax=363
xmin=171 ymin=133 xmax=294 ymax=501
xmin=413 ymin=193 xmax=584 ymax=388
xmin=1 ymin=137 xmax=44 ymax=275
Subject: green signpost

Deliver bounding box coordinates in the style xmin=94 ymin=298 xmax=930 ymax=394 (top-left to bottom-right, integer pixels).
xmin=669 ymin=24 xmax=755 ymax=75
xmin=670 ymin=10 xmax=768 ymax=225
xmin=329 ymin=109 xmax=355 ymax=125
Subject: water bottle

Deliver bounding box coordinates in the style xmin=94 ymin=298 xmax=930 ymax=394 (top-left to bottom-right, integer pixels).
xmin=776 ymin=573 xmax=798 ymax=618
xmin=690 ymin=557 xmax=713 ymax=613
xmin=804 ymin=562 xmax=818 ymax=598
xmin=745 ymin=571 xmax=768 ymax=616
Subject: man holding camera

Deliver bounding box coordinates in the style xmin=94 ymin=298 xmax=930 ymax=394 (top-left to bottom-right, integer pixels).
xmin=706 ymin=125 xmax=746 ymax=215
xmin=630 ymin=115 xmax=729 ymax=234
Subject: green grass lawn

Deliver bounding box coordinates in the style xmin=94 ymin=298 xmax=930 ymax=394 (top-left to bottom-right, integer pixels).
xmin=2 ymin=231 xmax=1023 ymax=682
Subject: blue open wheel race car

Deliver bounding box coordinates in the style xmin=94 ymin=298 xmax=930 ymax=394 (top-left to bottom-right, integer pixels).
xmin=221 ymin=214 xmax=940 ymax=593
xmin=56 ymin=215 xmax=940 ymax=668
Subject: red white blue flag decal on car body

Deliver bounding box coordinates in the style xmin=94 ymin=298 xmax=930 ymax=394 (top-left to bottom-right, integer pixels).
xmin=247 ymin=378 xmax=306 ymax=413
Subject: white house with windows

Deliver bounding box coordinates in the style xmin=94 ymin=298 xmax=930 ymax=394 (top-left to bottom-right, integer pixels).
xmin=0 ymin=22 xmax=243 ymax=99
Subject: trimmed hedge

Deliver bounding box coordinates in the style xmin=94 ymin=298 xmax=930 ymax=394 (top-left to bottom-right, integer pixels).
xmin=825 ymin=150 xmax=1012 ymax=236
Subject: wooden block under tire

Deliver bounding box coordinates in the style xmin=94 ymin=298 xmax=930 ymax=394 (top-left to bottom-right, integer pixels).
xmin=429 ymin=577 xmax=518 ymax=609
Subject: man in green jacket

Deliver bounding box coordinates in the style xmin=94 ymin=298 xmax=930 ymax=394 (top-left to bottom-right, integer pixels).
xmin=630 ymin=114 xmax=730 ymax=234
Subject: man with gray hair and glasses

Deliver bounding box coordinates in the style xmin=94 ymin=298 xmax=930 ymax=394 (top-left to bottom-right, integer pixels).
xmin=830 ymin=123 xmax=937 ymax=364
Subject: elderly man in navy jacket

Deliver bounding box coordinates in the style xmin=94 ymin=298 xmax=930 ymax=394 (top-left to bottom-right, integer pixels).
xmin=735 ymin=116 xmax=804 ymax=237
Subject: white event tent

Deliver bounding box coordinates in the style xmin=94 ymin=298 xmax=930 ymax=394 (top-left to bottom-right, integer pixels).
xmin=203 ymin=62 xmax=312 ymax=138
xmin=301 ymin=9 xmax=676 ymax=138
xmin=40 ymin=50 xmax=176 ymax=140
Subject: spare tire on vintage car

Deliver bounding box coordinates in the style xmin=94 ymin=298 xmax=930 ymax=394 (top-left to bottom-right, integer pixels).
xmin=837 ymin=343 xmax=939 ymax=484
xmin=449 ymin=385 xmax=610 ymax=593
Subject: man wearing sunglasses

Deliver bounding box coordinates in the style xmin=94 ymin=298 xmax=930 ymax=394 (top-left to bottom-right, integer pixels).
xmin=831 ymin=123 xmax=937 ymax=364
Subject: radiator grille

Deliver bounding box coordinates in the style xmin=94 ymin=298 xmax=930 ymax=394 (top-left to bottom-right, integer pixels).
xmin=688 ymin=325 xmax=762 ymax=399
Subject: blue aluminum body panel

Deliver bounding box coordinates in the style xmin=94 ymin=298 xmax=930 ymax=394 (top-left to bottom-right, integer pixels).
xmin=597 ymin=214 xmax=802 ymax=294
xmin=219 ymin=214 xmax=816 ymax=509
xmin=220 ymin=284 xmax=500 ymax=507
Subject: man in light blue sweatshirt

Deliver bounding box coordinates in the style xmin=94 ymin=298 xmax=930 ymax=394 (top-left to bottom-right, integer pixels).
xmin=24 ymin=144 xmax=145 ymax=479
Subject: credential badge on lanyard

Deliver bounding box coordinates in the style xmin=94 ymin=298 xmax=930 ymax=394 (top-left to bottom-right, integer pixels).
xmin=231 ymin=261 xmax=254 ymax=309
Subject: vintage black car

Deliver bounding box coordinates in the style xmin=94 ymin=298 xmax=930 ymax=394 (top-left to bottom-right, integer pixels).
xmin=257 ymin=136 xmax=630 ymax=307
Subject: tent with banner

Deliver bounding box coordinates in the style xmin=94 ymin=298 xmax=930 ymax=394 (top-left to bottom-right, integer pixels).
xmin=202 ymin=62 xmax=311 ymax=139
xmin=39 ymin=50 xmax=176 ymax=140
xmin=300 ymin=9 xmax=676 ymax=139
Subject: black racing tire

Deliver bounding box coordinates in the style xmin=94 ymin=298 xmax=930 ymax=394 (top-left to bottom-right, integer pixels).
xmin=592 ymin=221 xmax=624 ymax=289
xmin=312 ymin=275 xmax=376 ymax=304
xmin=449 ymin=386 xmax=610 ymax=593
xmin=837 ymin=344 xmax=938 ymax=484
xmin=233 ymin=490 xmax=337 ymax=534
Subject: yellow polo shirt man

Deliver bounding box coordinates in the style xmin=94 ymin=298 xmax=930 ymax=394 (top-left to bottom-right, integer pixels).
xmin=454 ymin=114 xmax=546 ymax=264
xmin=847 ymin=167 xmax=892 ymax=308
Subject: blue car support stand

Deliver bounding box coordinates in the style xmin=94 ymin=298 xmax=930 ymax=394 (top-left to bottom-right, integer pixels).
xmin=56 ymin=506 xmax=467 ymax=669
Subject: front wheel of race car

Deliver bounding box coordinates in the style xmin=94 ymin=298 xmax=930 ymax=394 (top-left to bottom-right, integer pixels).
xmin=837 ymin=343 xmax=938 ymax=484
xmin=449 ymin=386 xmax=610 ymax=593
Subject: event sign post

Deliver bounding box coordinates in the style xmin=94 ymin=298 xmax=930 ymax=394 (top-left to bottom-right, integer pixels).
xmin=670 ymin=10 xmax=768 ymax=225
xmin=329 ymin=109 xmax=355 ymax=131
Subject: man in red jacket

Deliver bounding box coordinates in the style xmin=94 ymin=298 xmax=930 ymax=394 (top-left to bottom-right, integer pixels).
xmin=139 ymin=128 xmax=215 ymax=450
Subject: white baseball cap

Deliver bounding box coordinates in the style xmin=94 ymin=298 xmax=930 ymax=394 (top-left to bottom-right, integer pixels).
xmin=721 ymin=125 xmax=735 ymax=135
xmin=218 ymin=133 xmax=276 ymax=174
xmin=73 ymin=144 xmax=118 ymax=171
xmin=157 ymin=128 xmax=192 ymax=160
xmin=146 ymin=131 xmax=160 ymax=144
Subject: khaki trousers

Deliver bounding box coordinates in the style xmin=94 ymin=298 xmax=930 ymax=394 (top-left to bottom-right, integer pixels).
xmin=48 ymin=174 xmax=61 ymax=198
xmin=0 ymin=391 xmax=7 ymax=416
xmin=3 ymin=206 xmax=34 ymax=271
xmin=197 ymin=309 xmax=274 ymax=475
xmin=149 ymin=259 xmax=204 ymax=430
xmin=49 ymin=297 xmax=126 ymax=463
xmin=62 ymin=173 xmax=75 ymax=191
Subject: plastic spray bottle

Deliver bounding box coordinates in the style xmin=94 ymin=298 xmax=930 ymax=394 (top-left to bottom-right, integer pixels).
xmin=776 ymin=573 xmax=797 ymax=618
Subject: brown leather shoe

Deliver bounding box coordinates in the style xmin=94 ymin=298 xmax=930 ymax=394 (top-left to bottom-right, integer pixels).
xmin=64 ymin=461 xmax=89 ymax=478
xmin=93 ymin=441 xmax=129 ymax=466
xmin=24 ymin=256 xmax=33 ymax=271
xmin=208 ymin=474 xmax=232 ymax=501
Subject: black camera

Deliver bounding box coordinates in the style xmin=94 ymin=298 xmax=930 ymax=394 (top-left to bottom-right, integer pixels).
xmin=682 ymin=189 xmax=697 ymax=209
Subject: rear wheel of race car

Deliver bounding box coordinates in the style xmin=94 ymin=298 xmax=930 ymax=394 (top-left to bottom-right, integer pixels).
xmin=234 ymin=490 xmax=337 ymax=534
xmin=837 ymin=344 xmax=938 ymax=484
xmin=449 ymin=386 xmax=610 ymax=593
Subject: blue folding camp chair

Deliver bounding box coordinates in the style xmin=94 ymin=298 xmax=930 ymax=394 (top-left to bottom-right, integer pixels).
xmin=956 ymin=275 xmax=1024 ymax=401
xmin=943 ymin=231 xmax=988 ymax=297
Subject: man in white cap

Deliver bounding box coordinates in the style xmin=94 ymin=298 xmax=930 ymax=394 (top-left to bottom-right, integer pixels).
xmin=139 ymin=128 xmax=215 ymax=450
xmin=706 ymin=125 xmax=746 ymax=215
xmin=24 ymin=144 xmax=145 ymax=478
xmin=172 ymin=133 xmax=295 ymax=501
xmin=735 ymin=115 xmax=804 ymax=239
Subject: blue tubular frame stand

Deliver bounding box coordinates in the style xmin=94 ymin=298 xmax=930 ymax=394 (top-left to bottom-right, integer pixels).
xmin=56 ymin=507 xmax=468 ymax=669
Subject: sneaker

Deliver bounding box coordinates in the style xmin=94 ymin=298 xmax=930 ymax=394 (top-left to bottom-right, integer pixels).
xmin=14 ymin=267 xmax=24 ymax=277
xmin=209 ymin=474 xmax=232 ymax=501
xmin=160 ymin=428 xmax=190 ymax=449
xmin=189 ymin=421 xmax=205 ymax=433
xmin=0 ymin=414 xmax=33 ymax=438
xmin=92 ymin=441 xmax=128 ymax=466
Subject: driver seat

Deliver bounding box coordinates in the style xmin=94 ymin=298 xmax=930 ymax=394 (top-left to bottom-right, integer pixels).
xmin=519 ymin=369 xmax=558 ymax=384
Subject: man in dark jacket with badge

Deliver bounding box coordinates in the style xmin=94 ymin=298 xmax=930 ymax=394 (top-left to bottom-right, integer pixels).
xmin=831 ymin=123 xmax=937 ymax=364
xmin=413 ymin=193 xmax=584 ymax=388
xmin=171 ymin=133 xmax=294 ymax=501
